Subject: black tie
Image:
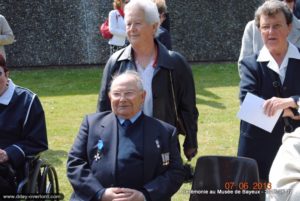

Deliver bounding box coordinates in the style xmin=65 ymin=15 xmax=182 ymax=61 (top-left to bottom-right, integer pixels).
xmin=122 ymin=119 xmax=132 ymax=129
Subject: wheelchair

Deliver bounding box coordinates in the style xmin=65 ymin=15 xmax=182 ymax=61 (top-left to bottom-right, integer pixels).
xmin=16 ymin=155 xmax=60 ymax=200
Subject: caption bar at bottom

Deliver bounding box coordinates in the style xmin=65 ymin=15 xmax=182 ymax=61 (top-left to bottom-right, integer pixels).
xmin=181 ymin=189 xmax=292 ymax=195
xmin=1 ymin=193 xmax=64 ymax=200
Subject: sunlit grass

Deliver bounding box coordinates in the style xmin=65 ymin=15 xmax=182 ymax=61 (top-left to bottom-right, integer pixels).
xmin=10 ymin=62 xmax=240 ymax=201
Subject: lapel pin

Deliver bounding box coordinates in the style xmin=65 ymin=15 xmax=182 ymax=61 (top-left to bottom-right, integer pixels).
xmin=155 ymin=139 xmax=160 ymax=149
xmin=94 ymin=139 xmax=104 ymax=161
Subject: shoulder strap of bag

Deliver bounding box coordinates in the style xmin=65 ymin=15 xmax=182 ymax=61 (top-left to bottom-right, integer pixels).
xmin=169 ymin=70 xmax=186 ymax=134
xmin=169 ymin=70 xmax=179 ymax=122
xmin=266 ymin=65 xmax=294 ymax=133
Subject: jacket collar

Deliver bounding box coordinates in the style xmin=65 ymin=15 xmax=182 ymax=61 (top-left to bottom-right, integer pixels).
xmin=99 ymin=113 xmax=118 ymax=184
xmin=118 ymin=39 xmax=174 ymax=70
xmin=257 ymin=42 xmax=300 ymax=76
xmin=0 ymin=79 xmax=15 ymax=105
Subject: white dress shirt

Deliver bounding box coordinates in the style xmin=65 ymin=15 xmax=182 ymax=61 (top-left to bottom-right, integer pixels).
xmin=136 ymin=58 xmax=155 ymax=117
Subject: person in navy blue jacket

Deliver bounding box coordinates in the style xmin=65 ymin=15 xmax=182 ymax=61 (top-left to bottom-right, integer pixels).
xmin=153 ymin=0 xmax=172 ymax=50
xmin=0 ymin=54 xmax=48 ymax=193
xmin=238 ymin=0 xmax=300 ymax=181
xmin=67 ymin=70 xmax=184 ymax=201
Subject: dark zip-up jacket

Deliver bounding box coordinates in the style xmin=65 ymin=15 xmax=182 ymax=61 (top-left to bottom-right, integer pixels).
xmin=97 ymin=40 xmax=198 ymax=149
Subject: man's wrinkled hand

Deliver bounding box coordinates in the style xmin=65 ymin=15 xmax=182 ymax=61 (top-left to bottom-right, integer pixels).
xmin=101 ymin=187 xmax=144 ymax=201
xmin=184 ymin=147 xmax=197 ymax=161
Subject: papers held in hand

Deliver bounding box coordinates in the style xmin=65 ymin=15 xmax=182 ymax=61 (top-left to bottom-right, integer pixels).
xmin=237 ymin=92 xmax=282 ymax=133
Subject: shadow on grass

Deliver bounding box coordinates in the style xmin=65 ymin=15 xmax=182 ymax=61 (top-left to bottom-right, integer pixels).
xmin=196 ymin=81 xmax=226 ymax=109
xmin=192 ymin=62 xmax=239 ymax=88
xmin=200 ymin=88 xmax=221 ymax=99
xmin=196 ymin=88 xmax=226 ymax=109
xmin=192 ymin=63 xmax=239 ymax=109
xmin=197 ymin=98 xmax=226 ymax=109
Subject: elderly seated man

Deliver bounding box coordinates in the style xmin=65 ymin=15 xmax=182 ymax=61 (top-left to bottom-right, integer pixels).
xmin=0 ymin=54 xmax=48 ymax=194
xmin=67 ymin=70 xmax=184 ymax=201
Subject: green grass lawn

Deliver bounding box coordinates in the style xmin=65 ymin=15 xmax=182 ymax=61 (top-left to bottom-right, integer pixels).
xmin=10 ymin=62 xmax=240 ymax=201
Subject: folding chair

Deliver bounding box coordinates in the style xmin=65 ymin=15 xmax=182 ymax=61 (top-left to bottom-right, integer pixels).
xmin=189 ymin=155 xmax=261 ymax=201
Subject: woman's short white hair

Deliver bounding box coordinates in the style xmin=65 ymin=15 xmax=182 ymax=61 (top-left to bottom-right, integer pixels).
xmin=124 ymin=0 xmax=160 ymax=25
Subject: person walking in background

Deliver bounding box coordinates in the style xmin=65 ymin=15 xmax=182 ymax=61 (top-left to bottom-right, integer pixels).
xmin=160 ymin=0 xmax=170 ymax=33
xmin=0 ymin=14 xmax=14 ymax=60
xmin=97 ymin=0 xmax=198 ymax=163
xmin=153 ymin=0 xmax=172 ymax=50
xmin=108 ymin=0 xmax=128 ymax=55
xmin=238 ymin=0 xmax=300 ymax=181
xmin=237 ymin=0 xmax=300 ymax=77
xmin=68 ymin=71 xmax=184 ymax=201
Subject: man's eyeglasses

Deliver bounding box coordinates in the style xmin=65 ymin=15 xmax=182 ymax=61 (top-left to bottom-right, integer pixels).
xmin=111 ymin=90 xmax=138 ymax=99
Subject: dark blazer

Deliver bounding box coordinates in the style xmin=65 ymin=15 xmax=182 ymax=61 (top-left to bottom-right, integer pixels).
xmin=97 ymin=40 xmax=198 ymax=150
xmin=67 ymin=112 xmax=185 ymax=201
xmin=238 ymin=54 xmax=300 ymax=180
xmin=0 ymin=85 xmax=48 ymax=169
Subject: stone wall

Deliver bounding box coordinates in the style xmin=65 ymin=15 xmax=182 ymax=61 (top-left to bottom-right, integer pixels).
xmin=0 ymin=0 xmax=261 ymax=67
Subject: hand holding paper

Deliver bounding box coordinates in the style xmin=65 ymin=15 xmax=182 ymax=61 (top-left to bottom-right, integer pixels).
xmin=237 ymin=92 xmax=282 ymax=133
xmin=263 ymin=96 xmax=296 ymax=117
